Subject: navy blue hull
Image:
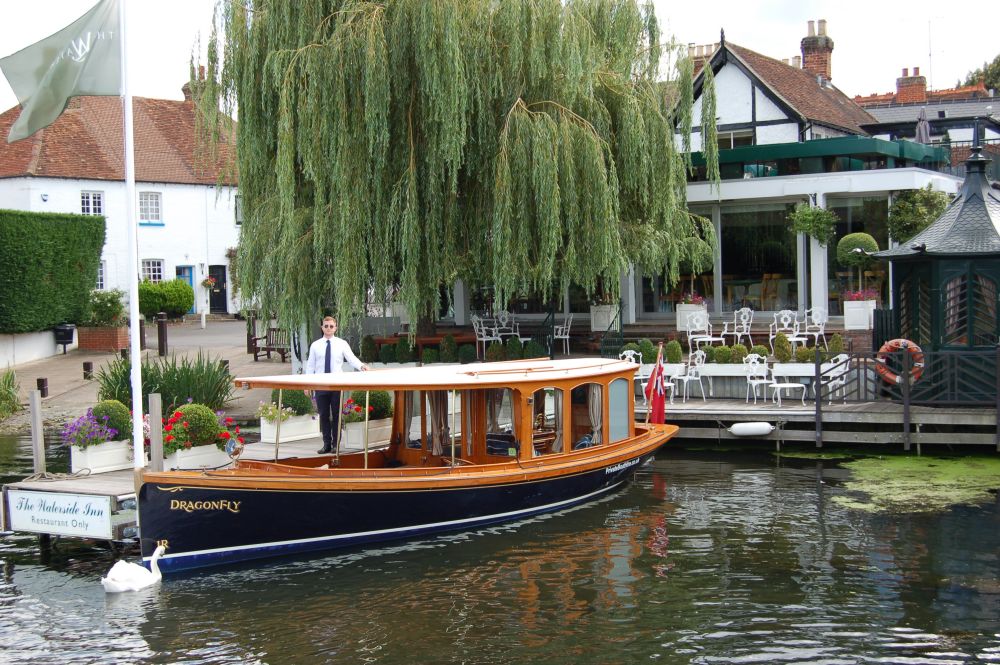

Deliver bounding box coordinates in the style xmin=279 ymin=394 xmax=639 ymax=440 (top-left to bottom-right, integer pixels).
xmin=139 ymin=453 xmax=653 ymax=572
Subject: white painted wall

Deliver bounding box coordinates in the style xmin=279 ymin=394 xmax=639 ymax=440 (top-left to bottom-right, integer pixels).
xmin=754 ymin=88 xmax=785 ymax=122
xmin=714 ymin=66 xmax=753 ymax=124
xmin=0 ymin=176 xmax=241 ymax=314
xmin=0 ymin=330 xmax=76 ymax=368
xmin=757 ymin=123 xmax=799 ymax=144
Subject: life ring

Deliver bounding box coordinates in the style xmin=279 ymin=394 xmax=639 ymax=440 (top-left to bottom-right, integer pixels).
xmin=876 ymin=339 xmax=925 ymax=385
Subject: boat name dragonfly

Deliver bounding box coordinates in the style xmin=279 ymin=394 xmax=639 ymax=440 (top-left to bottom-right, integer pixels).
xmin=170 ymin=499 xmax=242 ymax=514
xmin=605 ymin=458 xmax=640 ymax=475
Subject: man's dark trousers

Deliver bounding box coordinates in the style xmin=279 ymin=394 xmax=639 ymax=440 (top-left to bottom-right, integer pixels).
xmin=315 ymin=390 xmax=341 ymax=452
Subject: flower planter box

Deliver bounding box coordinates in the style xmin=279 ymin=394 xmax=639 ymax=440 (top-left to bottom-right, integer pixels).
xmin=590 ymin=305 xmax=616 ymax=332
xmin=772 ymin=363 xmax=816 ymax=381
xmin=698 ymin=364 xmax=751 ymax=377
xmin=676 ymin=304 xmax=707 ymax=331
xmin=77 ymin=326 xmax=129 ymax=352
xmin=260 ymin=414 xmax=319 ymax=443
xmin=843 ymin=300 xmax=875 ymax=330
xmin=341 ymin=418 xmax=393 ymax=448
xmin=164 ymin=444 xmax=232 ymax=471
xmin=71 ymin=439 xmax=134 ymax=474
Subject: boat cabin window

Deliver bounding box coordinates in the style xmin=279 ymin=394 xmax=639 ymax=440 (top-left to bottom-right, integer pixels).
xmin=570 ymin=383 xmax=602 ymax=449
xmin=531 ymin=387 xmax=563 ymax=456
xmin=608 ymin=378 xmax=630 ymax=442
xmin=486 ymin=388 xmax=518 ymax=457
xmin=425 ymin=390 xmax=463 ymax=457
xmin=404 ymin=391 xmax=423 ymax=449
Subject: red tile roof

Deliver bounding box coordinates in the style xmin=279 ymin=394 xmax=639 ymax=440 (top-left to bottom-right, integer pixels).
xmin=854 ymin=80 xmax=991 ymax=107
xmin=725 ymin=43 xmax=877 ymax=135
xmin=0 ymin=95 xmax=237 ymax=185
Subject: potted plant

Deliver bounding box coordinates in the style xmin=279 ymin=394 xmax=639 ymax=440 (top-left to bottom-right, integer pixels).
xmin=788 ymin=202 xmax=837 ymax=247
xmin=340 ymin=390 xmax=394 ymax=447
xmin=675 ymin=291 xmax=707 ymax=331
xmin=836 ymin=232 xmax=880 ymax=329
xmin=161 ymin=403 xmax=234 ymax=470
xmin=589 ymin=293 xmax=617 ymax=332
xmin=201 ymin=276 xmax=218 ymax=289
xmin=63 ymin=399 xmax=137 ymax=473
xmin=259 ymin=388 xmax=318 ymax=443
xmin=842 ymin=288 xmax=879 ymax=330
xmin=77 ymin=288 xmax=128 ymax=352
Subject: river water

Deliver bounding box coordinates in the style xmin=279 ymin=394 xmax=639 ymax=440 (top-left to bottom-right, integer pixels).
xmin=1 ymin=434 xmax=998 ymax=664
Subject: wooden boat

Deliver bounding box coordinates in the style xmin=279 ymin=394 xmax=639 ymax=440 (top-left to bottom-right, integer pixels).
xmin=137 ymin=358 xmax=677 ymax=572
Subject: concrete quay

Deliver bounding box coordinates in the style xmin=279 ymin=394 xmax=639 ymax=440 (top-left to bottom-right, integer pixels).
xmin=2 ymin=320 xmax=291 ymax=435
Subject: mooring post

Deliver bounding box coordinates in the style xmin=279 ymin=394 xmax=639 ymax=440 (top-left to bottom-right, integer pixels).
xmin=29 ymin=390 xmax=45 ymax=474
xmin=901 ymin=349 xmax=911 ymax=452
xmin=157 ymin=312 xmax=168 ymax=356
xmin=35 ymin=377 xmax=48 ymax=398
xmin=814 ymin=347 xmax=823 ymax=448
xmin=83 ymin=361 xmax=93 ymax=380
xmin=149 ymin=393 xmax=163 ymax=472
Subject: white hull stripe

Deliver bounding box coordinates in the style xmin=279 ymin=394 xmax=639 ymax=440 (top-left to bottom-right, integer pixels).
xmin=147 ymin=480 xmax=627 ymax=565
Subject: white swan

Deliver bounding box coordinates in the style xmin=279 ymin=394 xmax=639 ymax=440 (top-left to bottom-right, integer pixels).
xmin=101 ymin=545 xmax=166 ymax=593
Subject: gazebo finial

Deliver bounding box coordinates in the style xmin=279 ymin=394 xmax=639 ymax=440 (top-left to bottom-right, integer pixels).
xmin=720 ymin=29 xmax=725 ymax=46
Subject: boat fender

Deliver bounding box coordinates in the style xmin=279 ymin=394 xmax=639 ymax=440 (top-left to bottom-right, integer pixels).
xmin=728 ymin=422 xmax=774 ymax=437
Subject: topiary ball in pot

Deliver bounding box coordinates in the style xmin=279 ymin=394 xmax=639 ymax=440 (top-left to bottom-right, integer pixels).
xmin=395 ymin=337 xmax=414 ymax=363
xmin=750 ymin=344 xmax=770 ymax=359
xmin=523 ymin=339 xmax=547 ymax=359
xmin=270 ymin=388 xmax=314 ymax=416
xmin=485 ymin=341 xmax=505 ymax=362
xmin=379 ymin=343 xmax=396 ymax=364
xmin=638 ymin=339 xmax=658 ymax=365
xmin=773 ymin=334 xmax=793 ymax=363
xmin=795 ymin=345 xmax=815 ymax=363
xmin=619 ymin=342 xmax=641 ymax=358
xmin=360 ymin=336 xmax=377 ymax=364
xmin=504 ymin=337 xmax=523 ymax=360
xmin=353 ymin=389 xmax=393 ymax=420
xmin=171 ymin=404 xmax=222 ymax=445
xmin=664 ymin=340 xmax=683 ymax=364
xmin=421 ymin=348 xmax=439 ymax=364
xmin=91 ymin=399 xmax=131 ymax=439
xmin=730 ymin=344 xmax=749 ymax=363
xmin=458 ymin=344 xmax=478 ymax=364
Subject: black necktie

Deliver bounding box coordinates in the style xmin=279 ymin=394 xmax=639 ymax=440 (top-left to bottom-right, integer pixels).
xmin=324 ymin=340 xmax=331 ymax=373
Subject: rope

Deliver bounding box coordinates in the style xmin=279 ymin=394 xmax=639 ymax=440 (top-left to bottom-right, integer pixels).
xmin=21 ymin=469 xmax=92 ymax=482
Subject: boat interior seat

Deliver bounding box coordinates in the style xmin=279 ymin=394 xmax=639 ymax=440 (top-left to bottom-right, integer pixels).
xmin=486 ymin=432 xmax=518 ymax=456
xmin=573 ymin=433 xmax=597 ymax=450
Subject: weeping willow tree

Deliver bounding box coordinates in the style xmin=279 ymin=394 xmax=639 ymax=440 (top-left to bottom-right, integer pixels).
xmin=198 ymin=0 xmax=717 ymax=328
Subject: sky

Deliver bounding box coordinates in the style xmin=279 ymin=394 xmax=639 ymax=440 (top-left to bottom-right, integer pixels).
xmin=0 ymin=0 xmax=996 ymax=114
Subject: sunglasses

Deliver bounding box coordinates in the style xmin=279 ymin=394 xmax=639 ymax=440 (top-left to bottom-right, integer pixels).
xmin=322 ymin=324 xmax=336 ymax=329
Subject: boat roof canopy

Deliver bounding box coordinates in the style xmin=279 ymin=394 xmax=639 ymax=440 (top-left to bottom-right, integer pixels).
xmin=235 ymin=358 xmax=637 ymax=392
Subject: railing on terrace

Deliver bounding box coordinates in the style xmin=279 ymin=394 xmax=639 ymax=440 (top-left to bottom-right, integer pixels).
xmin=599 ymin=302 xmax=624 ymax=359
xmin=940 ymin=139 xmax=1000 ymax=179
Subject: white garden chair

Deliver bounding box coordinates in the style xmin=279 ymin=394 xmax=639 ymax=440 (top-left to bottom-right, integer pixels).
xmin=685 ymin=311 xmax=724 ymax=352
xmin=722 ymin=307 xmax=755 ymax=348
xmin=742 ymin=353 xmax=772 ymax=405
xmin=768 ymin=309 xmax=808 ymax=354
xmin=801 ymin=307 xmax=829 ymax=350
xmin=673 ymin=349 xmax=706 ymax=403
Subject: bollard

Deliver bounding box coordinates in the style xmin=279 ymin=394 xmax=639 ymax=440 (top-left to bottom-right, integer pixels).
xmin=83 ymin=361 xmax=93 ymax=380
xmin=139 ymin=318 xmax=146 ymax=350
xmin=36 ymin=377 xmax=48 ymax=398
xmin=157 ymin=312 xmax=168 ymax=356
xmin=120 ymin=348 xmax=128 ymax=360
xmin=220 ymin=359 xmax=230 ymax=372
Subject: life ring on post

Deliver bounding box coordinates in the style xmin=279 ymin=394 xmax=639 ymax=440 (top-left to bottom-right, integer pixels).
xmin=876 ymin=338 xmax=925 ymax=385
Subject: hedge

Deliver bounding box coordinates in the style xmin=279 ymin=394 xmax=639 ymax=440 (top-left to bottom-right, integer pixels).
xmin=0 ymin=209 xmax=105 ymax=332
xmin=139 ymin=279 xmax=195 ymax=319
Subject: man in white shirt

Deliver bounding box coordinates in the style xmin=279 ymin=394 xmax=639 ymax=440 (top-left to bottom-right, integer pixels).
xmin=306 ymin=316 xmax=368 ymax=454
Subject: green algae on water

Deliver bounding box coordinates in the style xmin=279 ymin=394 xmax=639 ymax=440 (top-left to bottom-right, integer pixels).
xmin=833 ymin=455 xmax=1000 ymax=513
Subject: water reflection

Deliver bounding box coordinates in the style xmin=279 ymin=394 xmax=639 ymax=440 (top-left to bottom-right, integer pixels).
xmin=1 ymin=434 xmax=999 ymax=664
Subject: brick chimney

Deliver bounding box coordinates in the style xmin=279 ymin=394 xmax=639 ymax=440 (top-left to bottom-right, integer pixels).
xmin=182 ymin=66 xmax=206 ymax=102
xmin=801 ymin=19 xmax=834 ymax=81
xmin=896 ymin=66 xmax=927 ymax=103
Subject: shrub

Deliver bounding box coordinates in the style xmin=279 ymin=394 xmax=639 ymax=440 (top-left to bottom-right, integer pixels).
xmin=749 ymin=344 xmax=770 ymax=359
xmin=638 ymin=339 xmax=658 ymax=365
xmin=715 ymin=346 xmax=734 ymax=363
xmin=795 ymin=345 xmax=816 ymax=363
xmin=138 ymin=279 xmax=166 ymax=319
xmin=163 ymin=403 xmax=223 ymax=453
xmin=83 ymin=289 xmax=125 ymax=327
xmin=439 ymin=334 xmax=458 ymax=363
xmin=91 ymin=399 xmax=131 ymax=439
xmin=773 ymin=334 xmax=793 ymax=363
xmin=270 ymin=388 xmax=314 ymax=415
xmin=458 ymin=344 xmax=478 ymax=364
xmin=360 ymin=336 xmax=378 ymax=363
xmin=160 ymin=279 xmax=195 ymax=318
xmin=96 ymin=352 xmax=233 ymax=412
xmin=485 ymin=341 xmax=505 ymax=362
xmin=395 ymin=337 xmax=414 ymax=363
xmin=421 ymin=348 xmax=439 ymax=364
xmin=664 ymin=340 xmax=683 ymax=364
xmin=731 ymin=344 xmax=749 ymax=363
xmin=788 ymin=202 xmax=837 ymax=246
xmin=0 ymin=369 xmax=19 ymax=420
xmin=504 ymin=336 xmax=523 ymax=360
xmin=523 ymin=339 xmax=547 ymax=359
xmin=0 ymin=209 xmax=104 ymax=333
xmin=828 ymin=333 xmax=845 ymax=355
xmin=836 ymin=233 xmax=879 ymax=270
xmin=379 ymin=343 xmax=396 ymax=364
xmin=348 ymin=389 xmax=393 ymax=420
xmin=888 ymin=184 xmax=949 ymax=243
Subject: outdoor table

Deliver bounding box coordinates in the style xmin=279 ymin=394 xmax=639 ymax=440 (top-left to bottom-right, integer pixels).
xmin=373 ymin=332 xmax=477 ymax=358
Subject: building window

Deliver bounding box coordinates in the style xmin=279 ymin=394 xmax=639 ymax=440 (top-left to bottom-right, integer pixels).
xmin=96 ymin=261 xmax=106 ymax=290
xmin=81 ymin=191 xmax=104 ymax=215
xmin=142 ymin=259 xmax=164 ymax=283
xmin=235 ymin=194 xmax=243 ymax=225
xmin=139 ymin=192 xmax=162 ymax=224
xmin=718 ymin=130 xmax=753 ymax=151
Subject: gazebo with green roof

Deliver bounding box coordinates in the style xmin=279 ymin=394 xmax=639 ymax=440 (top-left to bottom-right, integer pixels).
xmin=874 ymin=131 xmax=1000 ymax=353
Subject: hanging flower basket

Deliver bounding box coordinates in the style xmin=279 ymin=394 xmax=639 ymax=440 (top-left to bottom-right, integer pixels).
xmin=201 ymin=276 xmax=217 ymax=289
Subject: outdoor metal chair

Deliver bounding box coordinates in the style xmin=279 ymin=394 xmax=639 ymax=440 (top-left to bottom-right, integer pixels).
xmin=817 ymin=353 xmax=851 ymax=404
xmin=471 ymin=315 xmax=501 ymax=359
xmin=685 ymin=310 xmax=724 ymax=352
xmin=742 ymin=353 xmax=771 ymax=404
xmin=553 ymin=314 xmax=573 ymax=355
xmin=801 ymin=307 xmax=829 ymax=350
xmin=721 ymin=307 xmax=755 ymax=348
xmin=673 ymin=349 xmax=706 ymax=403
xmin=768 ymin=309 xmax=808 ymax=354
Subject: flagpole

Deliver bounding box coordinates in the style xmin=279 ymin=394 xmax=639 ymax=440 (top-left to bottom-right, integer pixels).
xmin=645 ymin=343 xmax=662 ymax=424
xmin=118 ymin=1 xmax=144 ymax=477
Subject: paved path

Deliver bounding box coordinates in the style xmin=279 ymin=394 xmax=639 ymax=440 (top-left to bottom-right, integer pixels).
xmin=2 ymin=320 xmax=296 ymax=434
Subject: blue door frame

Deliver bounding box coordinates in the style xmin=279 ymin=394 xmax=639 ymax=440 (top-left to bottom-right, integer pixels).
xmin=176 ymin=265 xmax=196 ymax=314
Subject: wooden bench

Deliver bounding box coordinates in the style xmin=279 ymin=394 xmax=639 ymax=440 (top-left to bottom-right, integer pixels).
xmin=253 ymin=327 xmax=291 ymax=362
